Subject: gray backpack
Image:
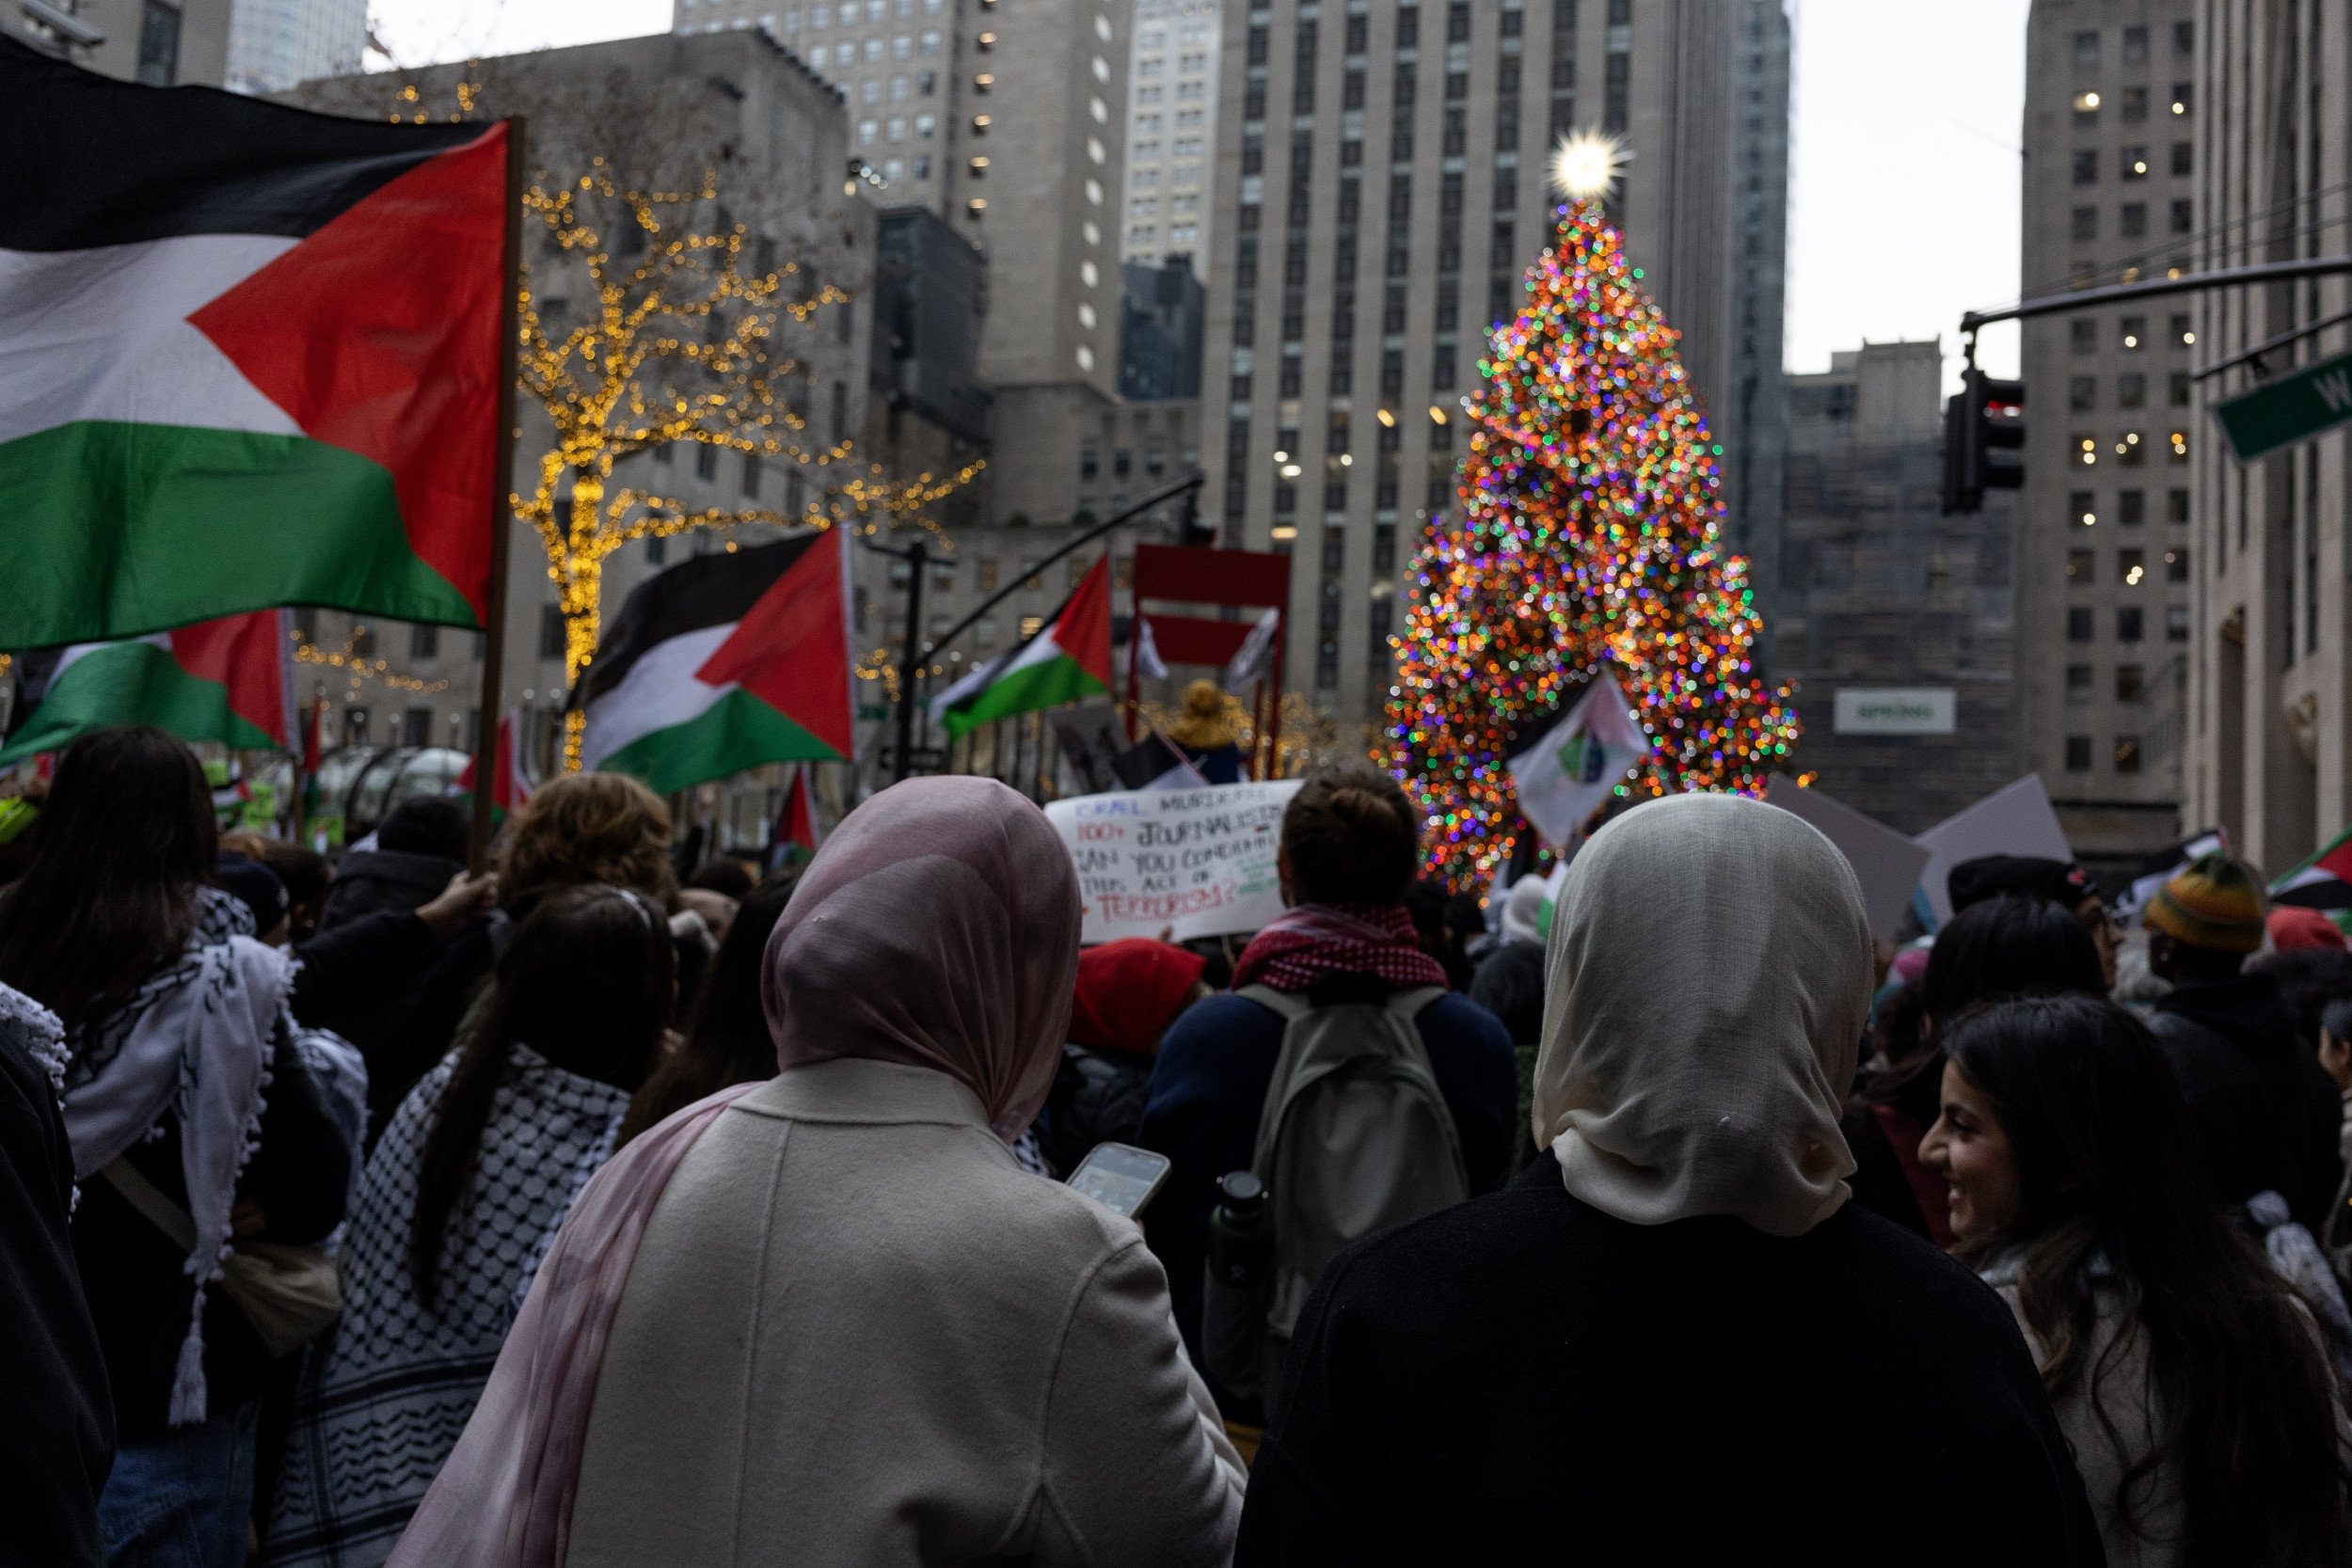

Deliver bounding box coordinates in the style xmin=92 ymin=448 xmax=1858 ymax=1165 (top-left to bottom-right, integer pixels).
xmin=1202 ymin=983 xmax=1470 ymax=1403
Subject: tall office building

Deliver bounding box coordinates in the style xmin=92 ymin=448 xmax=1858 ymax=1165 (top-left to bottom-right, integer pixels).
xmin=675 ymin=0 xmax=1126 ymax=404
xmin=225 ymin=0 xmax=364 ymax=93
xmin=2179 ymin=0 xmax=2352 ymax=872
xmin=3 ymin=0 xmax=230 ymax=85
xmin=1122 ymin=0 xmax=1221 ymax=274
xmin=1725 ymin=0 xmax=1789 ymax=635
xmin=2016 ymin=1 xmax=2201 ymax=866
xmin=1200 ymin=0 xmax=1789 ymax=725
xmin=1778 ymin=341 xmax=2022 ymax=832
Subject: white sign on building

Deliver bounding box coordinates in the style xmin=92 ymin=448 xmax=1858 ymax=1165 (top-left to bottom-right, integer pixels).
xmin=1834 ymin=688 xmax=1957 ymax=736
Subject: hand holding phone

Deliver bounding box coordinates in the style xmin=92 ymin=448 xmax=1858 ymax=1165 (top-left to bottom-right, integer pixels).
xmin=1067 ymin=1141 xmax=1173 ymax=1220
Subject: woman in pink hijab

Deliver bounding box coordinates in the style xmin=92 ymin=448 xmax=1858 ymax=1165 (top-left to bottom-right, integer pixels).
xmin=390 ymin=776 xmax=1245 ymax=1568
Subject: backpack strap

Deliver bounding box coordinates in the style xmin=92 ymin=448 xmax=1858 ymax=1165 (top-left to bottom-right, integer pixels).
xmin=1236 ymin=983 xmax=1310 ymax=1020
xmin=1384 ymin=986 xmax=1447 ymax=1022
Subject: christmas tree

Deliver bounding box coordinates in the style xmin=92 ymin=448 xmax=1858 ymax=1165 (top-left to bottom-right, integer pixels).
xmin=1385 ymin=135 xmax=1801 ymax=886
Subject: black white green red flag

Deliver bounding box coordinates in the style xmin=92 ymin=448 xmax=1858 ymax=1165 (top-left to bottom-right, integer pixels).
xmin=0 ymin=610 xmax=294 ymax=766
xmin=454 ymin=708 xmax=533 ymax=818
xmin=0 ymin=40 xmax=512 ymax=647
xmin=575 ymin=531 xmax=855 ymax=795
xmin=930 ymin=555 xmax=1115 ymax=738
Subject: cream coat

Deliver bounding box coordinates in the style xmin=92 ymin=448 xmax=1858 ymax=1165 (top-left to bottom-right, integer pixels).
xmin=565 ymin=1057 xmax=1246 ymax=1567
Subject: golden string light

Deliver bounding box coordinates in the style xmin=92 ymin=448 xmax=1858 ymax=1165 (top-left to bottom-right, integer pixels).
xmin=292 ymin=628 xmax=453 ymax=697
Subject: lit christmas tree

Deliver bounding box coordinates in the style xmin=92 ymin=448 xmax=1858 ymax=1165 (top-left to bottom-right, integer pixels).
xmin=1385 ymin=135 xmax=1801 ymax=886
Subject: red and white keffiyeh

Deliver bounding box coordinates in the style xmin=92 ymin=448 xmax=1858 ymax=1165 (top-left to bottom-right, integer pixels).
xmin=1231 ymin=903 xmax=1451 ymax=993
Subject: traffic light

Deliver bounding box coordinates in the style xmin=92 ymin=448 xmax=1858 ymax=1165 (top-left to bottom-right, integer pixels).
xmin=1942 ymin=368 xmax=2027 ymax=514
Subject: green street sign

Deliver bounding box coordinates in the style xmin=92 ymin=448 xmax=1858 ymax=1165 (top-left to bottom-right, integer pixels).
xmin=2215 ymin=350 xmax=2352 ymax=461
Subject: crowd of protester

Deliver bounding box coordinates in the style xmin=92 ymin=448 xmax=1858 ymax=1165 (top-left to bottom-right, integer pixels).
xmin=4 ymin=724 xmax=2352 ymax=1566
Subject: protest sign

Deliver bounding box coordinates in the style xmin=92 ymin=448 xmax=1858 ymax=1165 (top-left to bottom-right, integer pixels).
xmin=1046 ymin=779 xmax=1302 ymax=943
xmin=1913 ymin=774 xmax=2074 ymax=926
xmin=1763 ymin=776 xmax=1931 ymax=941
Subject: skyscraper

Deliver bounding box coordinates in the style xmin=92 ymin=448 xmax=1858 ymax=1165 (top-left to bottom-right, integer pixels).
xmin=1199 ymin=0 xmax=1789 ymax=725
xmin=1122 ymin=0 xmax=1221 ymax=275
xmin=675 ymin=0 xmax=1126 ymax=403
xmin=2015 ymin=1 xmax=2200 ymax=866
xmin=225 ymin=0 xmax=365 ymax=94
xmin=2179 ymin=0 xmax=2351 ymax=870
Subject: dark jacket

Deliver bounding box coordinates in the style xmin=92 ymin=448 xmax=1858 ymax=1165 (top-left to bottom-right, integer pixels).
xmin=1034 ymin=1043 xmax=1154 ymax=1177
xmin=0 ymin=1034 xmax=110 ymax=1568
xmin=2148 ymin=973 xmax=2344 ymax=1229
xmin=1135 ymin=987 xmax=1518 ymax=1372
xmin=314 ymin=848 xmax=462 ymax=933
xmin=71 ymin=1029 xmax=351 ymax=1444
xmin=287 ymin=908 xmax=437 ymax=1044
xmin=354 ymin=915 xmax=502 ymax=1137
xmin=1235 ymin=1163 xmax=2105 ymax=1566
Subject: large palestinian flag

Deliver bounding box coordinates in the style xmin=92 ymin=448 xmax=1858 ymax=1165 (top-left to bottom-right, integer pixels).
xmin=0 ymin=610 xmax=294 ymax=766
xmin=0 ymin=40 xmax=511 ymax=648
xmin=576 ymin=531 xmax=855 ymax=795
xmin=931 ymin=555 xmax=1114 ymax=738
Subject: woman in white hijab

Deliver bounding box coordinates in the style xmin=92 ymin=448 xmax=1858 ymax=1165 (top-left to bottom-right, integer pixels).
xmin=1232 ymin=793 xmax=2102 ymax=1566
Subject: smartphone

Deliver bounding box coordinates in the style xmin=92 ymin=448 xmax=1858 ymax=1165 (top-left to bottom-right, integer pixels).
xmin=1067 ymin=1142 xmax=1174 ymax=1220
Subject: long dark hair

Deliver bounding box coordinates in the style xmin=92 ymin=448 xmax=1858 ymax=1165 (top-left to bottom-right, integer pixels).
xmin=616 ymin=874 xmax=799 ymax=1146
xmin=0 ymin=728 xmax=216 ymax=1032
xmin=1863 ymin=895 xmax=2106 ymax=1122
xmin=409 ymin=884 xmax=676 ymax=1303
xmin=1944 ymin=995 xmax=2352 ymax=1564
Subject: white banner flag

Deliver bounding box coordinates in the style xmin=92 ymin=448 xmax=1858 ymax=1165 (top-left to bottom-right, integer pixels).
xmin=1505 ymin=672 xmax=1647 ymax=848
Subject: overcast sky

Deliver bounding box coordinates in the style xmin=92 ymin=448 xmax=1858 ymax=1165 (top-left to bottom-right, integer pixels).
xmin=372 ymin=0 xmax=2031 ymax=388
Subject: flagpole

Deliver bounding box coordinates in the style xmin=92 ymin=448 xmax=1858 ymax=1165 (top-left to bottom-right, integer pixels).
xmin=468 ymin=115 xmax=527 ymax=875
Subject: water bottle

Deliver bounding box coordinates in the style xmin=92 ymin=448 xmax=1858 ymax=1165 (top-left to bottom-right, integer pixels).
xmin=1206 ymin=1170 xmax=1272 ymax=1289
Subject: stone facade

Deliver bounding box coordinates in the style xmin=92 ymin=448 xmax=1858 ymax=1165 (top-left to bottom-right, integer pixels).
xmin=1776 ymin=342 xmax=2024 ymax=834
xmin=4 ymin=0 xmax=231 ymax=86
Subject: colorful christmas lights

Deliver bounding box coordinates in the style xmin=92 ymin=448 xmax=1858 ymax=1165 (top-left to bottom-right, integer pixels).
xmin=1383 ymin=198 xmax=1801 ymax=887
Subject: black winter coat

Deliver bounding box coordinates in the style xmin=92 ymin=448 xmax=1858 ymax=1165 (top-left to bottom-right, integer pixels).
xmin=1236 ymin=1162 xmax=2104 ymax=1566
xmin=0 ymin=1032 xmax=110 ymax=1568
xmin=314 ymin=848 xmax=462 ymax=932
xmin=1034 ymin=1044 xmax=1154 ymax=1176
xmin=2148 ymin=973 xmax=2344 ymax=1229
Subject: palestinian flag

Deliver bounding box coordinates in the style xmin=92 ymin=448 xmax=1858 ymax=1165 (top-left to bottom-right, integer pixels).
xmin=0 ymin=610 xmax=294 ymax=766
xmin=576 ymin=530 xmax=854 ymax=795
xmin=931 ymin=555 xmax=1114 ymax=739
xmin=0 ymin=40 xmax=512 ymax=648
xmin=454 ymin=708 xmax=532 ymax=817
xmin=2272 ymin=825 xmax=2352 ymax=911
xmin=767 ymin=763 xmax=821 ymax=868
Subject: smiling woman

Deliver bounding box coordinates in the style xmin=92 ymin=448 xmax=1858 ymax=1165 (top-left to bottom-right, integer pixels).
xmin=1926 ymin=995 xmax=2352 ymax=1568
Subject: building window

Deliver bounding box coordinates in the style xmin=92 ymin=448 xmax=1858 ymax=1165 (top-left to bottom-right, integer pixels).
xmin=2121 ymin=24 xmax=2147 ymax=64
xmin=2072 ymin=30 xmax=2099 ymax=71
xmin=2170 ymin=198 xmax=2193 ymax=234
xmin=647 ymin=535 xmax=667 ymax=565
xmin=2069 ymin=376 xmax=2097 ymax=411
xmin=2067 ymin=607 xmax=2094 ymax=642
xmin=2118 ymin=489 xmax=2145 ymax=525
xmin=2070 ymin=205 xmax=2098 ymax=243
xmin=695 ymin=444 xmax=719 ymax=480
xmin=2118 ymin=547 xmax=2145 ymax=585
xmin=2121 ymin=86 xmax=2148 ymax=123
xmin=2121 ymin=145 xmax=2149 ymax=181
xmin=2170 ymin=312 xmax=2194 ymax=346
xmin=2113 ymin=736 xmax=2142 ymax=773
xmin=2071 ymin=489 xmax=2097 ymax=527
xmin=2172 ymin=20 xmax=2193 ymax=54
xmin=2117 ymin=607 xmax=2144 ymax=642
xmin=2172 ymin=82 xmax=2193 ymax=116
xmin=2166 ymin=604 xmax=2189 ymax=641
xmin=2118 ymin=372 xmax=2146 ymax=408
xmin=2072 ymin=319 xmax=2098 ymax=355
xmin=136 ymin=0 xmax=183 ymax=86
xmin=2120 ymin=314 xmax=2146 ymax=349
xmin=409 ymin=625 xmax=439 ymax=660
xmin=403 ymin=708 xmax=432 ymax=748
xmin=539 ymin=605 xmax=566 ymax=659
xmin=2165 ymin=547 xmax=2188 ymax=582
xmin=2065 ymin=736 xmax=2092 ymax=772
xmin=346 ymin=707 xmax=371 ymax=746
xmin=2067 ymin=665 xmax=2094 ymax=705
xmin=2120 ymin=202 xmax=2147 ymax=239
xmin=2168 ymin=487 xmax=2190 ymax=523
xmin=2067 ymin=548 xmax=2094 ymax=581
xmin=2170 ymin=142 xmax=2193 ymax=177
